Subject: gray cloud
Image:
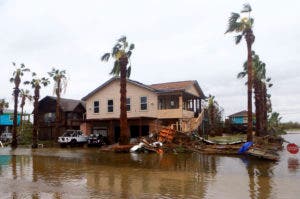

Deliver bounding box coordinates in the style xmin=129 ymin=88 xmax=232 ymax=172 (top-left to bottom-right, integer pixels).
xmin=0 ymin=0 xmax=299 ymax=122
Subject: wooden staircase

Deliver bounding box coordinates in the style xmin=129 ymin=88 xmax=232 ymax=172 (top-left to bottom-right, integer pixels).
xmin=182 ymin=110 xmax=204 ymax=133
xmin=158 ymin=110 xmax=205 ymax=143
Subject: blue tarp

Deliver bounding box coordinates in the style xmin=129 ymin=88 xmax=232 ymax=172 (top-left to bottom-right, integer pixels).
xmin=238 ymin=141 xmax=253 ymax=154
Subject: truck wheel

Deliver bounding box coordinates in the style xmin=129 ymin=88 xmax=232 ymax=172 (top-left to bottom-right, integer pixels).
xmin=70 ymin=139 xmax=77 ymax=147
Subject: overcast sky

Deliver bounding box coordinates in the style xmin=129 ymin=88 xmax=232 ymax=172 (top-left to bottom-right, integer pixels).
xmin=0 ymin=0 xmax=299 ymax=122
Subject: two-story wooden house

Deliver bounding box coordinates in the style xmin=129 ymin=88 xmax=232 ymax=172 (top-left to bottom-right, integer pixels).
xmin=37 ymin=96 xmax=86 ymax=140
xmin=81 ymin=77 xmax=206 ymax=144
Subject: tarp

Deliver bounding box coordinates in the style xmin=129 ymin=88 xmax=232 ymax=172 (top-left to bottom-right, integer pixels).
xmin=238 ymin=141 xmax=253 ymax=154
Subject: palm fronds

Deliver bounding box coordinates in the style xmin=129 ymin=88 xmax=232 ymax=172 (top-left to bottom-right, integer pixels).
xmin=101 ymin=35 xmax=134 ymax=77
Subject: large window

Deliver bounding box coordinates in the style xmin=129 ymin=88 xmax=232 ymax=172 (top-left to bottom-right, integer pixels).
xmin=108 ymin=99 xmax=114 ymax=112
xmin=44 ymin=112 xmax=55 ymax=122
xmin=158 ymin=95 xmax=179 ymax=109
xmin=94 ymin=101 xmax=99 ymax=113
xmin=126 ymin=98 xmax=131 ymax=111
xmin=140 ymin=96 xmax=147 ymax=110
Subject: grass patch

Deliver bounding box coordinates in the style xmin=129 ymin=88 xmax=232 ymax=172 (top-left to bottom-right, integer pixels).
xmin=208 ymin=134 xmax=246 ymax=143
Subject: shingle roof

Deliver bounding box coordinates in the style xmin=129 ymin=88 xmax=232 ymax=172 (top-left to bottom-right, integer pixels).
xmin=42 ymin=96 xmax=85 ymax=112
xmin=149 ymin=80 xmax=195 ymax=92
xmin=149 ymin=80 xmax=206 ymax=98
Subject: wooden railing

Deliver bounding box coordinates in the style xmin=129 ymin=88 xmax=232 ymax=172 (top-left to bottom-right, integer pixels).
xmin=182 ymin=109 xmax=204 ymax=133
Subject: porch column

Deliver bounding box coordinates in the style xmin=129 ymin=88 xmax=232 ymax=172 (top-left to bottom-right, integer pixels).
xmin=179 ymin=96 xmax=183 ymax=109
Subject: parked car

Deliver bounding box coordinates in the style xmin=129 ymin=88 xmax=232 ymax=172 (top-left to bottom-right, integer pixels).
xmin=87 ymin=133 xmax=107 ymax=147
xmin=0 ymin=132 xmax=12 ymax=143
xmin=58 ymin=130 xmax=87 ymax=147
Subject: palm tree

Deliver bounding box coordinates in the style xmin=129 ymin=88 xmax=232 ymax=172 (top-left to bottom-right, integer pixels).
xmin=226 ymin=4 xmax=255 ymax=141
xmin=238 ymin=52 xmax=273 ymax=136
xmin=207 ymin=95 xmax=217 ymax=136
xmin=25 ymin=73 xmax=50 ymax=148
xmin=48 ymin=68 xmax=67 ymax=138
xmin=19 ymin=89 xmax=32 ymax=134
xmin=101 ymin=36 xmax=134 ymax=145
xmin=9 ymin=62 xmax=30 ymax=148
xmin=262 ymin=78 xmax=273 ymax=134
xmin=0 ymin=99 xmax=9 ymax=114
xmin=238 ymin=52 xmax=266 ymax=136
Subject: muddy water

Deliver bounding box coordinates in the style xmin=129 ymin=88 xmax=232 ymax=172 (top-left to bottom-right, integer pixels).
xmin=0 ymin=132 xmax=299 ymax=199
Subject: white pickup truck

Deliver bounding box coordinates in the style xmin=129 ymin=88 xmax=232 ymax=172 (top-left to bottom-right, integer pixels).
xmin=58 ymin=130 xmax=88 ymax=147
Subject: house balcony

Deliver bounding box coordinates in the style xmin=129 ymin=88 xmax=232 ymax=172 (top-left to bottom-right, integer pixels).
xmin=157 ymin=109 xmax=194 ymax=119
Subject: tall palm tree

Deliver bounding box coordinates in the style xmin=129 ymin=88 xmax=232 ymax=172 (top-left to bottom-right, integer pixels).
xmin=226 ymin=4 xmax=255 ymax=141
xmin=238 ymin=52 xmax=266 ymax=136
xmin=19 ymin=89 xmax=32 ymax=133
xmin=0 ymin=99 xmax=9 ymax=114
xmin=48 ymin=68 xmax=67 ymax=138
xmin=25 ymin=73 xmax=50 ymax=148
xmin=101 ymin=36 xmax=134 ymax=145
xmin=9 ymin=62 xmax=30 ymax=148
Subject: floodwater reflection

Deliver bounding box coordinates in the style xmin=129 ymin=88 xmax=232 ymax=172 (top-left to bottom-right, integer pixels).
xmin=0 ymin=133 xmax=299 ymax=199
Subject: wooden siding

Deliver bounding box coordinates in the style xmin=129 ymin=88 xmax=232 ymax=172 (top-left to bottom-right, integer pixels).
xmin=85 ymin=79 xmax=158 ymax=120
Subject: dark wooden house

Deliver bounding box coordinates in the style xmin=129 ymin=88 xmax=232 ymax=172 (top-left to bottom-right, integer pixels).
xmin=37 ymin=96 xmax=86 ymax=140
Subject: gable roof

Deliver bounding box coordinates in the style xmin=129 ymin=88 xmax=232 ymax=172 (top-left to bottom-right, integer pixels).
xmin=82 ymin=77 xmax=206 ymax=101
xmin=40 ymin=96 xmax=85 ymax=112
xmin=82 ymin=77 xmax=156 ymax=101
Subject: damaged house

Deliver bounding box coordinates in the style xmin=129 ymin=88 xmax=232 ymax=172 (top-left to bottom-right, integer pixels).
xmin=81 ymin=77 xmax=206 ymax=144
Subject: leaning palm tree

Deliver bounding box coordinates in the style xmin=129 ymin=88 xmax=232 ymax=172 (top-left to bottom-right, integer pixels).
xmin=101 ymin=36 xmax=134 ymax=145
xmin=48 ymin=68 xmax=67 ymax=138
xmin=19 ymin=89 xmax=32 ymax=134
xmin=0 ymin=99 xmax=9 ymax=114
xmin=226 ymin=4 xmax=255 ymax=141
xmin=25 ymin=73 xmax=50 ymax=148
xmin=9 ymin=62 xmax=30 ymax=148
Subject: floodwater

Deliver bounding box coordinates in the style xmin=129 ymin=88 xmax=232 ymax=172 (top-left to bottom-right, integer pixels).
xmin=0 ymin=132 xmax=299 ymax=199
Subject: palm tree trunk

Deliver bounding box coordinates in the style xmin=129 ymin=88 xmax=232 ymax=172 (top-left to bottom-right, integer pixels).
xmin=262 ymin=83 xmax=268 ymax=133
xmin=12 ymin=77 xmax=20 ymax=148
xmin=246 ymin=30 xmax=254 ymax=142
xmin=119 ymin=56 xmax=129 ymax=145
xmin=32 ymin=86 xmax=40 ymax=148
xmin=55 ymin=79 xmax=61 ymax=138
xmin=254 ymin=79 xmax=261 ymax=136
xmin=20 ymin=97 xmax=25 ymax=135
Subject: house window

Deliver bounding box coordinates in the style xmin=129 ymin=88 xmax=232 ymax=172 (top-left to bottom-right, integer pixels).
xmin=94 ymin=101 xmax=99 ymax=113
xmin=108 ymin=100 xmax=113 ymax=112
xmin=9 ymin=114 xmax=14 ymax=121
xmin=158 ymin=97 xmax=166 ymax=110
xmin=44 ymin=112 xmax=55 ymax=122
xmin=140 ymin=96 xmax=147 ymax=110
xmin=126 ymin=98 xmax=131 ymax=111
